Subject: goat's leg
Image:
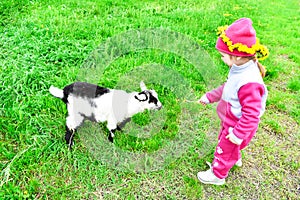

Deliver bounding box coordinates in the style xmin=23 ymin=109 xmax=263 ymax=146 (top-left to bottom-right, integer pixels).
xmin=65 ymin=126 xmax=76 ymax=147
xmin=108 ymin=129 xmax=116 ymax=143
xmin=107 ymin=117 xmax=117 ymax=143
xmin=117 ymin=118 xmax=131 ymax=130
xmin=65 ymin=114 xmax=84 ymax=149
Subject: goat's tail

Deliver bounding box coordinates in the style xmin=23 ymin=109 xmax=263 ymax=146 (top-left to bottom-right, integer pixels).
xmin=49 ymin=86 xmax=64 ymax=99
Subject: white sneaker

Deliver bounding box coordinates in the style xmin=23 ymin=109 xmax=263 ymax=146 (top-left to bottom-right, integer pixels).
xmin=197 ymin=162 xmax=225 ymax=185
xmin=235 ymin=158 xmax=242 ymax=167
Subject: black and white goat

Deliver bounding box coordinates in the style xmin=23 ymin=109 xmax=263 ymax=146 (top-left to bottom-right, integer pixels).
xmin=49 ymin=81 xmax=162 ymax=148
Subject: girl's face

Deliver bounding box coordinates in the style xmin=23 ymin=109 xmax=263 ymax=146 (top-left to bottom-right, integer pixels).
xmin=219 ymin=52 xmax=233 ymax=67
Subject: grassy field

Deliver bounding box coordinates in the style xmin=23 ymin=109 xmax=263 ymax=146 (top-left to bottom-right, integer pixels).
xmin=1 ymin=0 xmax=299 ymax=199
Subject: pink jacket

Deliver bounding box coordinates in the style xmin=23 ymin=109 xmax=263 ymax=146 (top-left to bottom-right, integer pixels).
xmin=205 ymin=60 xmax=268 ymax=144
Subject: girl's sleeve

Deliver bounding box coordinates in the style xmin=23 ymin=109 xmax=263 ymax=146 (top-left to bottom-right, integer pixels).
xmin=205 ymin=83 xmax=225 ymax=103
xmin=232 ymin=83 xmax=265 ymax=140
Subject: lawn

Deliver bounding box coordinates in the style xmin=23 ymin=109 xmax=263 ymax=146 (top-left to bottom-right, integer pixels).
xmin=0 ymin=0 xmax=299 ymax=199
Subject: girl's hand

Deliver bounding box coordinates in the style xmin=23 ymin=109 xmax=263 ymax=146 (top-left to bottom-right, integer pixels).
xmin=226 ymin=128 xmax=243 ymax=145
xmin=225 ymin=134 xmax=240 ymax=145
xmin=198 ymin=94 xmax=209 ymax=105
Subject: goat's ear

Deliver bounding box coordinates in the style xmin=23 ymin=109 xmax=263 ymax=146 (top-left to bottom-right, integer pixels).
xmin=140 ymin=81 xmax=147 ymax=91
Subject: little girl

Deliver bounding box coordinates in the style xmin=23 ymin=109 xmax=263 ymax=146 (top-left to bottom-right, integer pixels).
xmin=197 ymin=18 xmax=269 ymax=185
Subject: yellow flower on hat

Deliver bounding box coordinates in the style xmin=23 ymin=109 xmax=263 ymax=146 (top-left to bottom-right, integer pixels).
xmin=216 ymin=19 xmax=269 ymax=60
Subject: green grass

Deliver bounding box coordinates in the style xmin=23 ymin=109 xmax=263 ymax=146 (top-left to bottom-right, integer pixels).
xmin=1 ymin=0 xmax=299 ymax=199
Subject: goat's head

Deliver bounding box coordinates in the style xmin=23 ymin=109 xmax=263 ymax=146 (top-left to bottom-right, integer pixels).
xmin=134 ymin=81 xmax=163 ymax=110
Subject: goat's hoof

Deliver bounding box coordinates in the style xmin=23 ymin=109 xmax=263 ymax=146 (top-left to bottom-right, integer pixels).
xmin=108 ymin=136 xmax=114 ymax=143
xmin=68 ymin=141 xmax=74 ymax=149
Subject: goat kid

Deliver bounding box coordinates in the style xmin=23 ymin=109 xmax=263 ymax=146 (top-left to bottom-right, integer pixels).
xmin=49 ymin=81 xmax=162 ymax=149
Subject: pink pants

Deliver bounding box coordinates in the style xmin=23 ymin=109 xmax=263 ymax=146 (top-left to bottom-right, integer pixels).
xmin=212 ymin=125 xmax=256 ymax=179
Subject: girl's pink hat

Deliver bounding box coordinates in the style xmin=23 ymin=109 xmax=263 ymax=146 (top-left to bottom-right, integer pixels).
xmin=216 ymin=18 xmax=257 ymax=57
